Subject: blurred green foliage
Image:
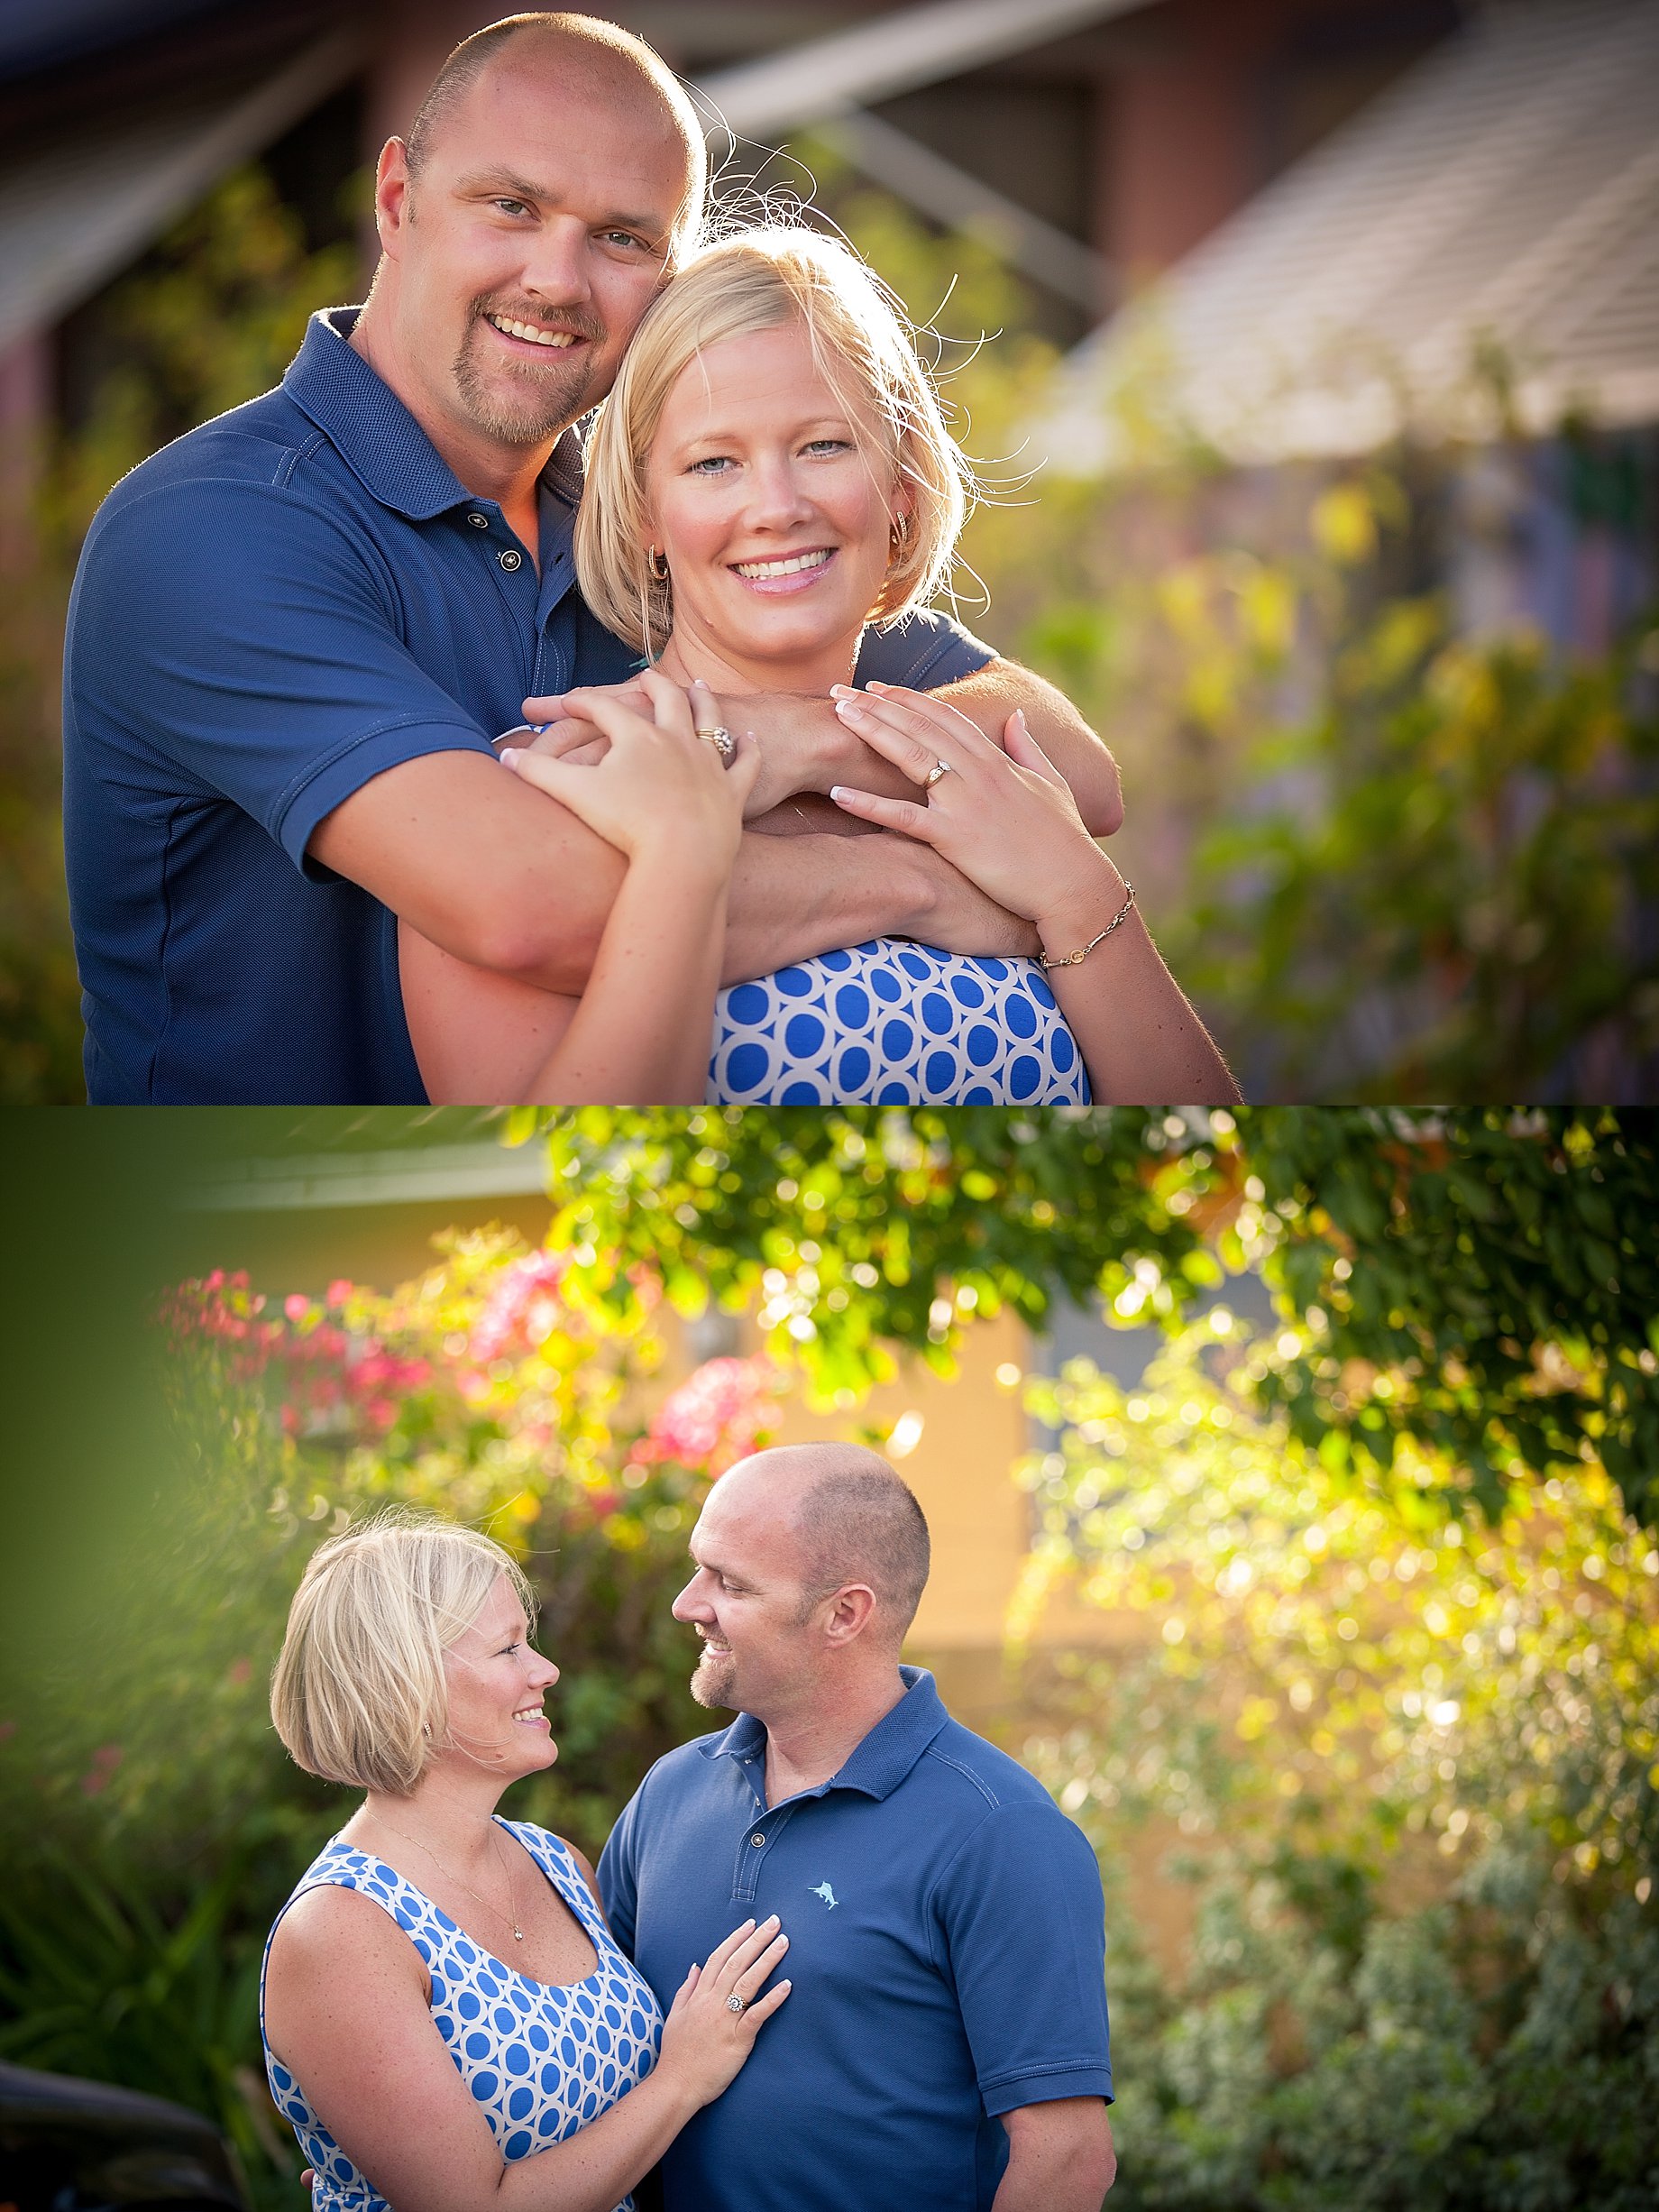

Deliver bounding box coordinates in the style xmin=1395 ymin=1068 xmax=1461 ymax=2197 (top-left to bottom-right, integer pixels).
xmin=1015 ymin=1320 xmax=1659 ymax=2207
xmin=967 ymin=391 xmax=1659 ymax=1098
xmin=519 ymin=1105 xmax=1659 ymax=1527
xmin=0 ymin=564 xmax=84 ymax=1101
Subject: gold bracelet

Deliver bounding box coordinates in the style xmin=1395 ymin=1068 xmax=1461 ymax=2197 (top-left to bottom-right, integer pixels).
xmin=1035 ymin=880 xmax=1136 ymax=969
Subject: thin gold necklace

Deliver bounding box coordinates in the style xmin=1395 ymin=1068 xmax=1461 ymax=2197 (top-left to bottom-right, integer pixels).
xmin=369 ymin=1812 xmax=526 ymax=1942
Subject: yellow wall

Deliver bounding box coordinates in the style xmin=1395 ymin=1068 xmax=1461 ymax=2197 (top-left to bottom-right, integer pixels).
xmin=771 ymin=1309 xmax=1035 ymax=1650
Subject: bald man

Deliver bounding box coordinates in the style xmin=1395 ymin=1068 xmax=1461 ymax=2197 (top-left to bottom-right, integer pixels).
xmin=599 ymin=1444 xmax=1116 ymax=2211
xmin=65 ymin=10 xmax=1121 ymax=1104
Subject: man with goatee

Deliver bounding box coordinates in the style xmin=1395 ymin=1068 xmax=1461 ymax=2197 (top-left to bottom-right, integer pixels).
xmin=600 ymin=1443 xmax=1116 ymax=2211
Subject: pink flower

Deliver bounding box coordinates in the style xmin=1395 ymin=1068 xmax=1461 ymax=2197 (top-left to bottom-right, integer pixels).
xmin=80 ymin=1743 xmax=124 ymax=1797
xmin=470 ymin=1249 xmax=573 ymax=1364
xmin=325 ymin=1279 xmax=353 ymax=1308
xmin=636 ymin=1356 xmax=781 ymax=1475
xmin=284 ymin=1293 xmax=310 ymax=1322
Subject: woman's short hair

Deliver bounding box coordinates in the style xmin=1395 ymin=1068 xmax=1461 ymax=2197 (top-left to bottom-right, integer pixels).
xmin=270 ymin=1511 xmax=534 ymax=1796
xmin=575 ymin=225 xmax=976 ymax=655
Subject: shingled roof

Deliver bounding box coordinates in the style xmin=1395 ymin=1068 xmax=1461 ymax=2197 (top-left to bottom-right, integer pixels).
xmin=1040 ymin=0 xmax=1659 ymax=470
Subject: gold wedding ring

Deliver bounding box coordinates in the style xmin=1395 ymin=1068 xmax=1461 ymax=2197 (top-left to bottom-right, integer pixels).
xmin=923 ymin=759 xmax=952 ymax=787
xmin=695 ymin=724 xmax=736 ymax=764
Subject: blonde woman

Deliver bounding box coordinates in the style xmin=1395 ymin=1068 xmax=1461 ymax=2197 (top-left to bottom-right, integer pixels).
xmin=261 ymin=1515 xmax=790 ymax=2212
xmin=402 ymin=226 xmax=1236 ymax=1106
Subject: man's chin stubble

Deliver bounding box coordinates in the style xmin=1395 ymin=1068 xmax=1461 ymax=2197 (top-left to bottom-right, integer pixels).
xmin=454 ymin=330 xmax=600 ymax=448
xmin=691 ymin=1653 xmax=738 ymax=1710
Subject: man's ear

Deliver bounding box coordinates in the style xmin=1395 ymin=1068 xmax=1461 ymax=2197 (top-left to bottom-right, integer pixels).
xmin=374 ymin=137 xmax=413 ymax=257
xmin=821 ymin=1583 xmax=877 ymax=1647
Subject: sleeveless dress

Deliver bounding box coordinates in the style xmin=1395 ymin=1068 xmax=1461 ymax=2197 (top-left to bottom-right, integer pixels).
xmin=708 ymin=941 xmax=1090 ymax=1104
xmin=260 ymin=1820 xmax=663 ymax=2212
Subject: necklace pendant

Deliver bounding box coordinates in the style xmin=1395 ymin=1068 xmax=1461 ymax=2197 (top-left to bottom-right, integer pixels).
xmin=513 ymin=1927 xmax=525 ymax=1941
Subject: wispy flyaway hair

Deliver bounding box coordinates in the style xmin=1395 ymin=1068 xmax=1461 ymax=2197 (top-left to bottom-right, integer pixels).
xmin=575 ymin=224 xmax=976 ymax=654
xmin=270 ymin=1510 xmax=534 ymax=1796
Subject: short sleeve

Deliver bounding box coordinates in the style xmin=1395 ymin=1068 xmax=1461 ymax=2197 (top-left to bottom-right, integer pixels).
xmin=854 ymin=608 xmax=996 ymax=691
xmin=930 ymin=1801 xmax=1113 ymax=2115
xmin=597 ymin=1784 xmax=643 ymax=1960
xmin=70 ymin=475 xmax=493 ymax=878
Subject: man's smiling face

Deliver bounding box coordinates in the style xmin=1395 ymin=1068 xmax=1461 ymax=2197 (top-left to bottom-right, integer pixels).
xmin=672 ymin=1461 xmax=825 ymax=1717
xmin=380 ymin=45 xmax=693 ymax=456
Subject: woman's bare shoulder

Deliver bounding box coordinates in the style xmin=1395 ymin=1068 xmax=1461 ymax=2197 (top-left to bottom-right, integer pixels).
xmin=268 ymin=1877 xmax=423 ymax=1980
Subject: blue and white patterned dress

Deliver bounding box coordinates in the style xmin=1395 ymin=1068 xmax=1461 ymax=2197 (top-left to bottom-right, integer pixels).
xmin=260 ymin=1821 xmax=662 ymax=2212
xmin=708 ymin=941 xmax=1090 ymax=1104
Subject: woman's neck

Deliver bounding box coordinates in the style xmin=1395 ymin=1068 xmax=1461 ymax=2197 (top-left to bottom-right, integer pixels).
xmin=354 ymin=1772 xmax=507 ymax=1874
xmin=654 ymin=620 xmax=862 ymax=700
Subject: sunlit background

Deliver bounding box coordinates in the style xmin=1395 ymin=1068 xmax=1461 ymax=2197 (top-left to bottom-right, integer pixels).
xmin=1 ymin=0 xmax=1655 ymax=1102
xmin=0 ymin=1105 xmax=1654 ymax=2207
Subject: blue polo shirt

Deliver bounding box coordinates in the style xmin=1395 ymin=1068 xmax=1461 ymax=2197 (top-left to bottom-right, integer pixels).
xmin=599 ymin=1667 xmax=1111 ymax=2212
xmin=62 ymin=308 xmax=994 ymax=1103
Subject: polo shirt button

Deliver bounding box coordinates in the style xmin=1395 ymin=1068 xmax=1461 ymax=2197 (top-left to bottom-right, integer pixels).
xmin=750 ymin=1832 xmax=765 ymax=1847
xmin=466 ymin=512 xmax=490 ymax=529
xmin=499 ymin=549 xmax=523 ymax=571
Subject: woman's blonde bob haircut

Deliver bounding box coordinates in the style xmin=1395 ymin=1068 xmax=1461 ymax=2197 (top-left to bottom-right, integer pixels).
xmin=270 ymin=1510 xmax=534 ymax=1797
xmin=575 ymin=224 xmax=976 ymax=656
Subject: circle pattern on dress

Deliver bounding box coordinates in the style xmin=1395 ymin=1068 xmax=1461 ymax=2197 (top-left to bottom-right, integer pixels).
xmin=261 ymin=1822 xmax=660 ymax=2212
xmin=709 ymin=942 xmax=1089 ymax=1104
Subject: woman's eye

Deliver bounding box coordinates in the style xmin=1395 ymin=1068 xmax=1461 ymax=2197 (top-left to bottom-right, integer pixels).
xmin=804 ymin=439 xmax=851 ymax=456
xmin=688 ymin=455 xmax=733 ymax=475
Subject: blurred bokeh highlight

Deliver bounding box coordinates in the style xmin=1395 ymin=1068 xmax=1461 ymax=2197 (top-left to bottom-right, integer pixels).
xmin=3 ymin=0 xmax=1656 ymax=1100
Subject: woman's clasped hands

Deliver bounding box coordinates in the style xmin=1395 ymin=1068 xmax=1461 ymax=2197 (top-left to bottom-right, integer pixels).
xmin=500 ymin=670 xmax=759 ymax=876
xmin=827 ymin=681 xmax=1117 ymax=940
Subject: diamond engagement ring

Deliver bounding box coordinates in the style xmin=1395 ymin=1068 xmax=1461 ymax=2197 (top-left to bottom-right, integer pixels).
xmin=696 ymin=724 xmax=736 ymax=763
xmin=923 ymin=759 xmax=952 ymax=787
xmin=726 ymin=1993 xmax=747 ymax=2013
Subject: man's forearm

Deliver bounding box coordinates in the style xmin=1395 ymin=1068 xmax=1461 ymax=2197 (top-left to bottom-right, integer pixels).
xmin=933 ymin=661 xmax=1123 ymax=835
xmin=721 ymin=829 xmax=1036 ymax=981
xmin=994 ymin=2103 xmax=1116 ymax=2212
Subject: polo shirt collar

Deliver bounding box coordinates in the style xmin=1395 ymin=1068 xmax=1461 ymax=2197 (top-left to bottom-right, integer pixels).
xmin=698 ymin=1666 xmax=949 ymax=1803
xmin=284 ymin=307 xmax=585 ymax=522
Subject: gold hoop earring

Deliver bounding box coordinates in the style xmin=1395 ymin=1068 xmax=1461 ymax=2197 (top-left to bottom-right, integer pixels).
xmin=889 ymin=514 xmax=909 ymax=556
xmin=648 ymin=545 xmax=670 ymax=581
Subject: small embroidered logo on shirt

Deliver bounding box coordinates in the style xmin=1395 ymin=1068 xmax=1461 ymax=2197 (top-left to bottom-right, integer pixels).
xmin=809 ymin=1881 xmax=839 ymax=1909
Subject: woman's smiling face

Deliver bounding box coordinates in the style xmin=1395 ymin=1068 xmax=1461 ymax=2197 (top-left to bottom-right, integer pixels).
xmin=437 ymin=1572 xmax=560 ymax=1782
xmin=644 ymin=318 xmax=908 ymax=690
